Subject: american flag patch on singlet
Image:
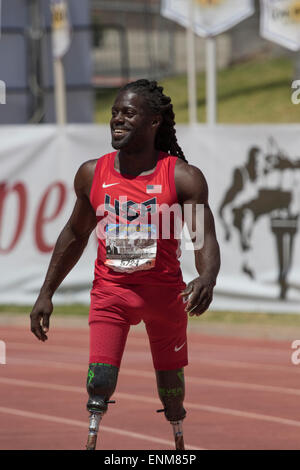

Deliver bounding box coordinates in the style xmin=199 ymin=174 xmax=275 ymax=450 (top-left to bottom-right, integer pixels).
xmin=146 ymin=184 xmax=162 ymax=194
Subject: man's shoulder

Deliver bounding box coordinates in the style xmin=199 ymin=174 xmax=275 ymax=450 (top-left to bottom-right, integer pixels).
xmin=78 ymin=158 xmax=99 ymax=173
xmin=74 ymin=158 xmax=99 ymax=198
xmin=175 ymin=158 xmax=206 ymax=184
xmin=174 ymin=159 xmax=208 ymax=203
xmin=77 ymin=152 xmax=114 ymax=178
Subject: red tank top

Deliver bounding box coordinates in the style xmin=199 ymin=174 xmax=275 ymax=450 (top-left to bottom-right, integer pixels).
xmin=89 ymin=151 xmax=185 ymax=287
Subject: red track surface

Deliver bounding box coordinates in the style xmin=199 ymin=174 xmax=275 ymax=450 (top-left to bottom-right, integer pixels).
xmin=0 ymin=323 xmax=299 ymax=450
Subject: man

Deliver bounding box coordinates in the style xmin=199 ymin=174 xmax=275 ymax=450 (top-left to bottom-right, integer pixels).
xmin=30 ymin=79 xmax=220 ymax=450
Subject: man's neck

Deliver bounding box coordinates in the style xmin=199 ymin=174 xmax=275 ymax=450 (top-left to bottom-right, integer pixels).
xmin=116 ymin=147 xmax=159 ymax=176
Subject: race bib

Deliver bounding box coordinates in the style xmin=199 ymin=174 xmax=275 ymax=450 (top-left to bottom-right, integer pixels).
xmin=105 ymin=224 xmax=157 ymax=273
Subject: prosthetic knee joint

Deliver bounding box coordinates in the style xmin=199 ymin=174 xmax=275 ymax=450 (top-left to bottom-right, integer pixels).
xmin=86 ymin=363 xmax=119 ymax=450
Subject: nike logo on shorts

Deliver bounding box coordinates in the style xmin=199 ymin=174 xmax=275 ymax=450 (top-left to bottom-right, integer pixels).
xmin=174 ymin=342 xmax=186 ymax=352
xmin=102 ymin=182 xmax=120 ymax=188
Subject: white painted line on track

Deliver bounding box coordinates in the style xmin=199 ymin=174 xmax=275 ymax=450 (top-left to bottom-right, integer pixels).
xmin=0 ymin=406 xmax=201 ymax=450
xmin=6 ymin=344 xmax=299 ymax=374
xmin=122 ymin=369 xmax=300 ymax=396
xmin=5 ymin=356 xmax=300 ymax=395
xmin=0 ymin=406 xmax=205 ymax=450
xmin=4 ymin=339 xmax=290 ymax=357
xmin=1 ymin=377 xmax=300 ymax=429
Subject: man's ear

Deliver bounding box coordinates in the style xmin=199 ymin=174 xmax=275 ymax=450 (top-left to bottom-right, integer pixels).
xmin=151 ymin=115 xmax=162 ymax=129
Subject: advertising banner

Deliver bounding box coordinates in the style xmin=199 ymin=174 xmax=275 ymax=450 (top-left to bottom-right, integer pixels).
xmin=0 ymin=125 xmax=299 ymax=313
xmin=260 ymin=0 xmax=300 ymax=51
xmin=161 ymin=0 xmax=255 ymax=37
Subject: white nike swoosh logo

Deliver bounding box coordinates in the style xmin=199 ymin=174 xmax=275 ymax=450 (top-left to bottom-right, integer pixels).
xmin=174 ymin=343 xmax=186 ymax=352
xmin=102 ymin=182 xmax=120 ymax=188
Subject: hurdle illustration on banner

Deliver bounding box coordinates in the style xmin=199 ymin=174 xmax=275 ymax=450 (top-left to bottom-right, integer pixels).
xmin=219 ymin=137 xmax=300 ymax=300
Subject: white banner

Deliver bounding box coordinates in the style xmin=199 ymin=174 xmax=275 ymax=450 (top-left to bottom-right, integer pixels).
xmin=0 ymin=125 xmax=300 ymax=313
xmin=260 ymin=0 xmax=300 ymax=51
xmin=51 ymin=0 xmax=71 ymax=58
xmin=161 ymin=0 xmax=254 ymax=37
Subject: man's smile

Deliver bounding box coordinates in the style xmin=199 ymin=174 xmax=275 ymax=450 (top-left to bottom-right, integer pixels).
xmin=112 ymin=128 xmax=130 ymax=139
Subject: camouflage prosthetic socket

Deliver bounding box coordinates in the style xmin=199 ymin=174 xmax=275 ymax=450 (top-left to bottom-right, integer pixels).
xmin=86 ymin=363 xmax=119 ymax=413
xmin=86 ymin=363 xmax=119 ymax=450
xmin=156 ymin=368 xmax=186 ymax=422
xmin=156 ymin=368 xmax=186 ymax=450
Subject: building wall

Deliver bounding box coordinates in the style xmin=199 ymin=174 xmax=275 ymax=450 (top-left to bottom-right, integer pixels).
xmin=0 ymin=0 xmax=93 ymax=124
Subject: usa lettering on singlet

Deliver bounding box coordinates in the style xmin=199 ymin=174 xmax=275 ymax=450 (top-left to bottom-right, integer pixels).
xmin=89 ymin=151 xmax=185 ymax=286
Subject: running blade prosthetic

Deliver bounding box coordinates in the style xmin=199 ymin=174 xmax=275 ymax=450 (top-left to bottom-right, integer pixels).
xmin=171 ymin=420 xmax=185 ymax=450
xmin=86 ymin=411 xmax=102 ymax=450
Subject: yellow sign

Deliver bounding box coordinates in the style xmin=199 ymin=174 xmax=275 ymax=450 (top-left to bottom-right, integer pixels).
xmin=194 ymin=0 xmax=224 ymax=6
xmin=290 ymin=0 xmax=300 ymax=22
xmin=51 ymin=3 xmax=68 ymax=30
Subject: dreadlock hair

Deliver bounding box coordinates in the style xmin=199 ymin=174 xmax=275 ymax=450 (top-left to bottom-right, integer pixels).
xmin=119 ymin=79 xmax=188 ymax=162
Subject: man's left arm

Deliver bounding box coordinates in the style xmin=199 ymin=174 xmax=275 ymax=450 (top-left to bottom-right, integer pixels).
xmin=176 ymin=161 xmax=221 ymax=316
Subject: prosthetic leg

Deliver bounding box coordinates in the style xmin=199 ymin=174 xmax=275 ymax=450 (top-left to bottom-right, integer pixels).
xmin=156 ymin=368 xmax=186 ymax=450
xmin=86 ymin=363 xmax=119 ymax=450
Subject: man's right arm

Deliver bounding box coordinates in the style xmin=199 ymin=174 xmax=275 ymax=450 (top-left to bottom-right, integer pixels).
xmin=30 ymin=160 xmax=97 ymax=342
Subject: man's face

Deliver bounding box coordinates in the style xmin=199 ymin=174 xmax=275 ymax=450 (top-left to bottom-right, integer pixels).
xmin=110 ymin=90 xmax=156 ymax=150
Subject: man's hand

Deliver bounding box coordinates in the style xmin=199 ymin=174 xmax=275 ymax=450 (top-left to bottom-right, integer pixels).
xmin=180 ymin=276 xmax=215 ymax=316
xmin=30 ymin=296 xmax=53 ymax=342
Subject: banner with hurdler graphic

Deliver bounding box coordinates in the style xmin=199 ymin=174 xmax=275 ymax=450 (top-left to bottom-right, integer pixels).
xmin=161 ymin=0 xmax=254 ymax=37
xmin=260 ymin=0 xmax=300 ymax=51
xmin=0 ymin=125 xmax=300 ymax=313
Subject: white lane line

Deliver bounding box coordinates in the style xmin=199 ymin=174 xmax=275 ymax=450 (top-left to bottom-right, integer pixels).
xmin=127 ymin=337 xmax=290 ymax=356
xmin=191 ymin=357 xmax=298 ymax=373
xmin=0 ymin=406 xmax=201 ymax=450
xmin=5 ymin=356 xmax=300 ymax=394
xmin=7 ymin=342 xmax=88 ymax=354
xmin=187 ymin=403 xmax=300 ymax=429
xmin=121 ymin=369 xmax=300 ymax=396
xmin=1 ymin=377 xmax=300 ymax=429
xmin=6 ymin=343 xmax=298 ymax=374
xmin=4 ymin=339 xmax=290 ymax=357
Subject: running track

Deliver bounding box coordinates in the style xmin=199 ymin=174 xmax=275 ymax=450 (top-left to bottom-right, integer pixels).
xmin=0 ymin=322 xmax=299 ymax=450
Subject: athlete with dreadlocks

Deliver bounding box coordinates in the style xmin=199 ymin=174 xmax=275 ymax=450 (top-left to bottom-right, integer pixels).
xmin=30 ymin=80 xmax=220 ymax=450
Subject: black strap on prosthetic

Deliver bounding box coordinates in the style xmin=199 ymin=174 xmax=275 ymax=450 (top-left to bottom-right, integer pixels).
xmin=155 ymin=368 xmax=186 ymax=422
xmin=86 ymin=363 xmax=119 ymax=413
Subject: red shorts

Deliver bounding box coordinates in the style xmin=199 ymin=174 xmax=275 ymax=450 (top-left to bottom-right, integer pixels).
xmin=89 ymin=279 xmax=188 ymax=371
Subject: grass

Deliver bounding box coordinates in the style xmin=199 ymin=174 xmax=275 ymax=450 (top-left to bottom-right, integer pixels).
xmin=95 ymin=56 xmax=300 ymax=124
xmin=0 ymin=304 xmax=89 ymax=316
xmin=1 ymin=305 xmax=300 ymax=327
